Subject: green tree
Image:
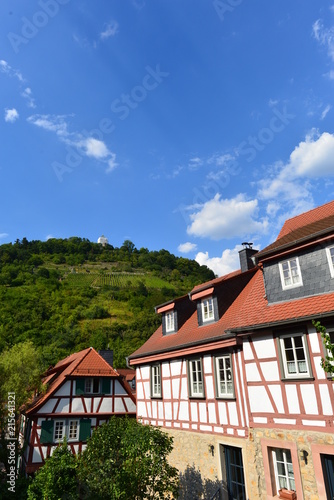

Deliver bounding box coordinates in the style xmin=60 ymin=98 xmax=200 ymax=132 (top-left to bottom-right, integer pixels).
xmin=79 ymin=416 xmax=179 ymax=499
xmin=27 ymin=441 xmax=79 ymax=500
xmin=313 ymin=320 xmax=334 ymax=376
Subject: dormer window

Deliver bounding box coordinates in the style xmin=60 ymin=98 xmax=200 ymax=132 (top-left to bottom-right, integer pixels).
xmin=201 ymin=297 xmax=214 ymax=322
xmin=278 ymin=257 xmax=303 ymax=290
xmin=165 ymin=311 xmax=175 ymax=333
xmin=326 ymin=246 xmax=334 ymax=277
xmin=85 ymin=378 xmax=100 ymax=394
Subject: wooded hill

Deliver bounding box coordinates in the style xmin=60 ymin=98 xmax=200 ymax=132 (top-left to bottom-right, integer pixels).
xmin=0 ymin=237 xmax=215 ymax=369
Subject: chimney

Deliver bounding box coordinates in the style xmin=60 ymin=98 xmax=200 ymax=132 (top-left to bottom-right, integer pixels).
xmin=238 ymin=242 xmax=258 ymax=272
xmin=98 ymin=349 xmax=114 ymax=367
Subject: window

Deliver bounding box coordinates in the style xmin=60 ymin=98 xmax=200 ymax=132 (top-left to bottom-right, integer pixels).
xmin=151 ymin=365 xmax=161 ymax=398
xmin=85 ymin=378 xmax=100 ymax=394
xmin=165 ymin=311 xmax=175 ymax=333
xmin=326 ymin=246 xmax=334 ymax=277
xmin=201 ymin=297 xmax=214 ymax=322
xmin=279 ymin=258 xmax=303 ymax=290
xmin=272 ymin=448 xmax=296 ymax=493
xmin=68 ymin=420 xmax=79 ymax=440
xmin=215 ymin=355 xmax=234 ymax=398
xmin=54 ymin=420 xmax=65 ymax=442
xmin=279 ymin=333 xmax=311 ymax=378
xmin=189 ymin=358 xmax=204 ymax=397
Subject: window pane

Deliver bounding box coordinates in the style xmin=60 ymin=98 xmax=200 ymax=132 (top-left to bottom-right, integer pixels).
xmin=93 ymin=379 xmax=99 ymax=393
xmin=284 ymin=338 xmax=292 ymax=349
xmin=294 ymin=336 xmax=303 ymax=348
xmin=85 ymin=379 xmax=91 ymax=393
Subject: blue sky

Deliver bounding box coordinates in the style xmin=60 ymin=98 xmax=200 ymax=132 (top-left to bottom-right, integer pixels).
xmin=1 ymin=1 xmax=334 ymax=276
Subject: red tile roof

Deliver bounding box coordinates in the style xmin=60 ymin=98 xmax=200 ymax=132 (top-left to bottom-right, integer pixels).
xmin=25 ymin=347 xmax=119 ymax=415
xmin=277 ymin=200 xmax=334 ymax=238
xmin=130 ymin=267 xmax=334 ymax=360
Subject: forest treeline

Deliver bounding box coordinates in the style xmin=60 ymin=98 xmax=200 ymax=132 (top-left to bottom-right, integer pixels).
xmin=0 ymin=237 xmax=215 ymax=369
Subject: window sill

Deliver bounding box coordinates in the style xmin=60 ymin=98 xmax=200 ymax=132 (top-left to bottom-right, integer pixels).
xmin=281 ymin=376 xmax=314 ymax=382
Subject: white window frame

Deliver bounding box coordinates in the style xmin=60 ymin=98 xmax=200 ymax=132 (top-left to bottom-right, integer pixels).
xmin=279 ymin=333 xmax=311 ymax=379
xmin=215 ymin=354 xmax=234 ymax=398
xmin=326 ymin=246 xmax=334 ymax=278
xmin=272 ymin=448 xmax=296 ymax=493
xmin=85 ymin=378 xmax=100 ymax=394
xmin=151 ymin=365 xmax=161 ymax=398
xmin=201 ymin=297 xmax=214 ymax=323
xmin=278 ymin=257 xmax=303 ymax=290
xmin=54 ymin=420 xmax=65 ymax=442
xmin=68 ymin=419 xmax=79 ymax=441
xmin=165 ymin=311 xmax=175 ymax=333
xmin=189 ymin=358 xmax=204 ymax=397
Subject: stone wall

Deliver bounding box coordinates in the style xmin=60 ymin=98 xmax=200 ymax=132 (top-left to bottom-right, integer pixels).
xmin=163 ymin=426 xmax=334 ymax=499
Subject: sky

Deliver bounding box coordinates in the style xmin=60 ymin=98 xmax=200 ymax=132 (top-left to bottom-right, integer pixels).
xmin=1 ymin=1 xmax=334 ymax=276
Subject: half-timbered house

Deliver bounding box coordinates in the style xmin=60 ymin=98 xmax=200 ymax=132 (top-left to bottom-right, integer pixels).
xmin=21 ymin=347 xmax=136 ymax=474
xmin=129 ymin=201 xmax=334 ymax=500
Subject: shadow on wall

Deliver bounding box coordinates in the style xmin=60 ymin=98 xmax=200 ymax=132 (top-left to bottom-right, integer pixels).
xmin=178 ymin=464 xmax=226 ymax=500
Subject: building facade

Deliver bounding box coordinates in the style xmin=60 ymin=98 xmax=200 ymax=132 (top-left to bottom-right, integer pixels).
xmin=21 ymin=347 xmax=136 ymax=474
xmin=129 ymin=202 xmax=334 ymax=500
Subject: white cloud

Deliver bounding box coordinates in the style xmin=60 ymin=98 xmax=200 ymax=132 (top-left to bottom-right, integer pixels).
xmin=187 ymin=194 xmax=268 ymax=240
xmin=100 ymin=20 xmax=119 ymax=39
xmin=0 ymin=233 xmax=8 ymax=239
xmin=313 ymin=19 xmax=334 ymax=61
xmin=290 ymin=130 xmax=334 ymax=177
xmin=21 ymin=87 xmax=36 ymax=108
xmin=0 ymin=60 xmax=24 ymax=81
xmin=195 ymin=245 xmax=242 ymax=276
xmin=28 ymin=114 xmax=118 ymax=174
xmin=178 ymin=242 xmax=197 ymax=253
xmin=188 ymin=157 xmax=203 ymax=169
xmin=4 ymin=108 xmax=19 ymax=123
xmin=321 ymin=104 xmax=331 ymax=120
xmin=27 ymin=114 xmax=69 ymax=136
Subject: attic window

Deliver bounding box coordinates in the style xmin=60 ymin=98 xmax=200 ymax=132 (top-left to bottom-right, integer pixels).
xmin=201 ymin=297 xmax=214 ymax=322
xmin=85 ymin=378 xmax=99 ymax=394
xmin=165 ymin=311 xmax=175 ymax=333
xmin=326 ymin=246 xmax=334 ymax=278
xmin=278 ymin=258 xmax=303 ymax=290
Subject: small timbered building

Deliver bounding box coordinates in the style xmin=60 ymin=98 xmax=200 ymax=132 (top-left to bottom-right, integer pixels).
xmin=129 ymin=201 xmax=334 ymax=500
xmin=21 ymin=347 xmax=136 ymax=474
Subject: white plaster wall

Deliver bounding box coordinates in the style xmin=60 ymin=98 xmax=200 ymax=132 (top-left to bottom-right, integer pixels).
xmin=319 ymin=384 xmax=333 ymax=415
xmin=203 ymin=355 xmax=212 ymax=374
xmin=260 ymin=361 xmax=279 ymax=381
xmin=143 ymin=381 xmax=150 ymax=399
xmin=162 ymin=362 xmax=170 ymax=377
xmin=114 ymin=398 xmax=126 ymax=413
xmin=205 ymin=375 xmax=215 ymax=399
xmin=164 ymin=402 xmax=172 ymax=420
xmin=99 ymin=398 xmax=113 ymax=412
xmin=54 ymin=381 xmax=71 ymax=397
xmin=208 ymin=402 xmax=217 ymax=424
xmin=114 ymin=380 xmax=127 ymax=395
xmin=37 ymin=399 xmax=56 ymax=414
xmin=93 ymin=397 xmax=101 ymax=413
xmin=245 ymin=363 xmax=261 ymax=382
xmin=170 ymin=360 xmax=182 ymax=377
xmin=308 ymin=328 xmax=320 ymax=353
xmin=32 ymin=447 xmax=42 ymax=463
xmin=301 ymin=384 xmax=318 ymax=415
xmin=124 ymin=398 xmax=136 ymax=412
xmin=199 ymin=402 xmax=207 ymax=423
xmin=190 ymin=402 xmax=198 ymax=422
xmin=179 ymin=401 xmax=189 ymax=421
xmin=253 ymin=335 xmax=276 ymax=358
xmin=140 ymin=366 xmax=150 ymax=380
xmin=137 ymin=401 xmax=147 ymax=418
xmin=227 ymin=402 xmax=238 ymax=426
xmin=218 ymin=402 xmax=228 ymax=425
xmin=163 ymin=379 xmax=171 ymax=399
xmin=248 ymin=386 xmax=273 ymax=413
xmin=136 ymin=382 xmax=144 ymax=399
xmin=314 ymin=356 xmax=327 ymax=380
xmin=55 ymin=398 xmax=70 ymax=413
xmin=243 ymin=340 xmax=254 ymax=360
xmin=171 ymin=378 xmax=180 ymax=399
xmin=180 ymin=378 xmax=188 ymax=400
xmin=72 ymin=398 xmax=84 ymax=413
xmin=268 ymin=385 xmax=284 ymax=413
xmin=285 ymin=385 xmax=300 ymax=414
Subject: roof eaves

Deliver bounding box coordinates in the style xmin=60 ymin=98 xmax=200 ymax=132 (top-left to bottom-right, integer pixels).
xmin=128 ymin=331 xmax=237 ymax=360
xmin=256 ymin=227 xmax=334 ymax=261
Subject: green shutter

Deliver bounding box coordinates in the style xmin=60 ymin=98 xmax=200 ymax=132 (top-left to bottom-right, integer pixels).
xmin=40 ymin=420 xmax=54 ymax=444
xmin=101 ymin=378 xmax=110 ymax=394
xmin=79 ymin=419 xmax=91 ymax=441
xmin=76 ymin=379 xmax=85 ymax=395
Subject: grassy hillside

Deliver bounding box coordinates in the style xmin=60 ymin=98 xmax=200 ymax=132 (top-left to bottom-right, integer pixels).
xmin=0 ymin=238 xmax=215 ymax=368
